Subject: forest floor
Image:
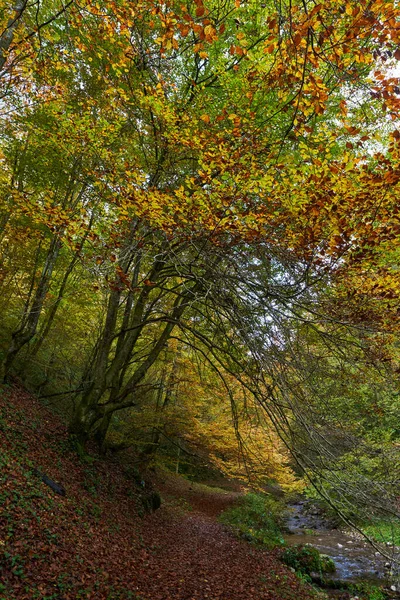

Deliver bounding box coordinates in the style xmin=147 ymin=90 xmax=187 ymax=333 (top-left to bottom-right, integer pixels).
xmin=0 ymin=384 xmax=336 ymax=600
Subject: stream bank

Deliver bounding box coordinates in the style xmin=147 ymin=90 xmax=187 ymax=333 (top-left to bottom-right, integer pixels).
xmin=284 ymin=499 xmax=400 ymax=598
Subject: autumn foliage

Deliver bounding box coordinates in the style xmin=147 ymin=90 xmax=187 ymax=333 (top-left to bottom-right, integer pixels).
xmin=0 ymin=385 xmax=319 ymax=599
xmin=1 ymin=0 xmax=400 ymax=539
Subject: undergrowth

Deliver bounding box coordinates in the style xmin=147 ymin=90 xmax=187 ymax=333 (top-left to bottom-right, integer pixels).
xmin=280 ymin=545 xmax=335 ymax=578
xmin=348 ymin=583 xmax=387 ymax=600
xmin=219 ymin=492 xmax=285 ymax=548
xmin=362 ymin=519 xmax=400 ymax=546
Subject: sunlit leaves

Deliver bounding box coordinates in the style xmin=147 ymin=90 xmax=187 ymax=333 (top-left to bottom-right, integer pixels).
xmin=2 ymin=0 xmax=400 ymax=363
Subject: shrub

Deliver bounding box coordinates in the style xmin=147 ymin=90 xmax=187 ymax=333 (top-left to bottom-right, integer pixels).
xmin=348 ymin=583 xmax=386 ymax=600
xmin=280 ymin=544 xmax=336 ymax=577
xmin=219 ymin=493 xmax=285 ymax=548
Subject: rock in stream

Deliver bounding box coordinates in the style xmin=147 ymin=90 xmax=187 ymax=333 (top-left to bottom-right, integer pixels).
xmin=284 ymin=500 xmax=400 ymax=589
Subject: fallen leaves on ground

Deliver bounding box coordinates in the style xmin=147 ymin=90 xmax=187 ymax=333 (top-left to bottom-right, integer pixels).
xmin=0 ymin=385 xmax=324 ymax=599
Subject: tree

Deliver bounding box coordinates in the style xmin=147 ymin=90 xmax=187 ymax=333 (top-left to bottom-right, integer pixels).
xmin=1 ymin=0 xmax=400 ymax=545
xmin=0 ymin=0 xmax=75 ymax=90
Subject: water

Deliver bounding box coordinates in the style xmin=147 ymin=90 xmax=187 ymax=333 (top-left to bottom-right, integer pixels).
xmin=284 ymin=501 xmax=398 ymax=586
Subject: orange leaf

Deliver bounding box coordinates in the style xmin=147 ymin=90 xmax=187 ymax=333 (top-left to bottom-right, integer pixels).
xmin=178 ymin=24 xmax=190 ymax=37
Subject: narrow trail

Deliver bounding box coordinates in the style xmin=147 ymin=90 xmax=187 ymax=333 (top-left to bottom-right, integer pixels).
xmin=0 ymin=386 xmax=323 ymax=600
xmin=133 ymin=477 xmax=322 ymax=600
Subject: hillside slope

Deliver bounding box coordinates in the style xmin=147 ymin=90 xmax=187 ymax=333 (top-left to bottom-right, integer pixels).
xmin=0 ymin=385 xmax=323 ymax=600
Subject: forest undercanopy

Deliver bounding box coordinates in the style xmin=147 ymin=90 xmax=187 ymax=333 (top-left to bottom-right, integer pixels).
xmin=1 ymin=0 xmax=400 ymax=538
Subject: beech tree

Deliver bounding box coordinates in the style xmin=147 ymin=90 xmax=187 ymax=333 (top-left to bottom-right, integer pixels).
xmin=1 ymin=0 xmax=400 ymax=543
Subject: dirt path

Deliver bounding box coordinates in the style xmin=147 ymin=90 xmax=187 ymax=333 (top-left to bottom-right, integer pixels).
xmin=131 ymin=478 xmax=322 ymax=600
xmin=0 ymin=385 xmax=322 ymax=600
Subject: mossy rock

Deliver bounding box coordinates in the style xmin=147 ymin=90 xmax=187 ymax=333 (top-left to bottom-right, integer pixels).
xmin=320 ymin=553 xmax=336 ymax=574
xmin=280 ymin=544 xmax=336 ymax=576
xmin=141 ymin=490 xmax=161 ymax=513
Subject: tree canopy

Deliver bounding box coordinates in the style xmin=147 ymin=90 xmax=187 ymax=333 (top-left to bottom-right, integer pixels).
xmin=1 ymin=0 xmax=400 ymax=540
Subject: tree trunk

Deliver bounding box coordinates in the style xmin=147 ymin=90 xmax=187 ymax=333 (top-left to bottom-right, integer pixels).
xmin=93 ymin=413 xmax=113 ymax=452
xmin=0 ymin=0 xmax=28 ymax=72
xmin=2 ymin=235 xmax=62 ymax=381
xmin=28 ymin=213 xmax=94 ymax=364
xmin=141 ymin=346 xmax=181 ymax=457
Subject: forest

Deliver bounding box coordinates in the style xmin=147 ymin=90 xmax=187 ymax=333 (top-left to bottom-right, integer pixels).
xmin=0 ymin=0 xmax=400 ymax=597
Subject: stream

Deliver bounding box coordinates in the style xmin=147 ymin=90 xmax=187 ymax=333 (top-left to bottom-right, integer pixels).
xmin=284 ymin=500 xmax=400 ymax=591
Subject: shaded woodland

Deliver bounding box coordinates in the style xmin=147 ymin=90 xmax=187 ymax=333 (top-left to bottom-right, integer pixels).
xmin=0 ymin=0 xmax=400 ymax=573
